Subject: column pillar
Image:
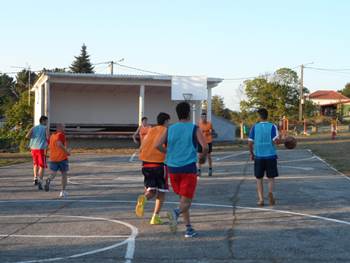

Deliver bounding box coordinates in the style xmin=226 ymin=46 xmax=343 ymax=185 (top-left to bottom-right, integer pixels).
xmin=44 ymin=81 xmax=50 ymax=129
xmin=138 ymin=85 xmax=145 ymax=126
xmin=207 ymin=86 xmax=212 ymax=121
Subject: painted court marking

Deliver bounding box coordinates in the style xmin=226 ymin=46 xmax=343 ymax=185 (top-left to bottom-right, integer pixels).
xmin=0 ymin=214 xmax=138 ymax=263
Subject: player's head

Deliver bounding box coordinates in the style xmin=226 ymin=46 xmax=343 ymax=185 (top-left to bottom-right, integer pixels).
xmin=39 ymin=115 xmax=48 ymax=125
xmin=141 ymin=117 xmax=148 ymax=126
xmin=176 ymin=102 xmax=191 ymax=120
xmin=201 ymin=111 xmax=207 ymax=122
xmin=157 ymin=112 xmax=170 ymax=127
xmin=56 ymin=123 xmax=65 ymax=132
xmin=257 ymin=108 xmax=268 ymax=120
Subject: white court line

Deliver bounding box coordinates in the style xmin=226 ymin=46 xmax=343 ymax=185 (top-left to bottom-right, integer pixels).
xmin=0 ymin=214 xmax=138 ymax=263
xmin=1 ymin=200 xmax=349 ymax=227
xmin=309 ymin=150 xmax=350 ymax=182
xmin=215 ymin=151 xmax=249 ymax=161
xmin=0 ymin=234 xmax=130 ymax=238
xmin=278 ymin=165 xmax=314 ymax=171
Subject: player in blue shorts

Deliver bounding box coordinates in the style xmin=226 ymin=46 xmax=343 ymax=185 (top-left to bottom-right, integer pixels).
xmin=248 ymin=108 xmax=281 ymax=207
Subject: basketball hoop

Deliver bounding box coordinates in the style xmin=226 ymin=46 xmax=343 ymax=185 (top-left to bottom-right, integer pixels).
xmin=182 ymin=93 xmax=193 ymax=101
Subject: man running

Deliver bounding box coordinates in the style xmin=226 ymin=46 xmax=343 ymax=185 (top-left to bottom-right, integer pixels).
xmin=248 ymin=108 xmax=280 ymax=207
xmin=197 ymin=111 xmax=215 ymax=177
xmin=130 ymin=117 xmax=151 ymax=162
xmin=156 ymin=102 xmax=208 ymax=238
xmin=44 ymin=123 xmax=70 ymax=198
xmin=135 ymin=112 xmax=170 ymax=225
xmin=26 ymin=115 xmax=49 ymax=190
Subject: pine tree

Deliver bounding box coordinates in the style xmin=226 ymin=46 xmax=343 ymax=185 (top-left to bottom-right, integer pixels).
xmin=69 ymin=44 xmax=94 ymax=73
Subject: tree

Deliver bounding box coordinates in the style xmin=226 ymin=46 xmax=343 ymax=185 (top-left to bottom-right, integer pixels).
xmin=0 ymin=73 xmax=16 ymax=116
xmin=240 ymin=68 xmax=316 ymax=122
xmin=339 ymin=83 xmax=350 ymax=98
xmin=70 ymin=44 xmax=94 ymax=73
xmin=211 ymin=95 xmax=226 ymax=117
xmin=14 ymin=70 xmax=38 ymax=98
xmin=2 ymin=91 xmax=34 ymax=151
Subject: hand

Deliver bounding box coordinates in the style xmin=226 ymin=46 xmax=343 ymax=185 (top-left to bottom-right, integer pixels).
xmin=199 ymin=153 xmax=207 ymax=164
xmin=250 ymin=153 xmax=254 ymax=161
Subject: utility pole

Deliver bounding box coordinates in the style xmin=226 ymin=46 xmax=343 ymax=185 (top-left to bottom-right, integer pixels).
xmin=28 ymin=67 xmax=31 ymax=106
xmin=299 ymin=64 xmax=304 ymax=121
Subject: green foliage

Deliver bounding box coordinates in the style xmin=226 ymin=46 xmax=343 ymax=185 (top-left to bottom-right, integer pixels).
xmin=14 ymin=70 xmax=38 ymax=98
xmin=240 ymin=68 xmax=317 ymax=122
xmin=211 ymin=95 xmax=226 ymax=117
xmin=0 ymin=73 xmax=16 ymax=116
xmin=2 ymin=91 xmax=34 ymax=151
xmin=70 ymin=44 xmax=95 ymax=73
xmin=339 ymin=83 xmax=350 ymax=98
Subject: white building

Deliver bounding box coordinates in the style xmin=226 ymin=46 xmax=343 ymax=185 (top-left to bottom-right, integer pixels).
xmin=31 ymin=73 xmax=222 ymax=135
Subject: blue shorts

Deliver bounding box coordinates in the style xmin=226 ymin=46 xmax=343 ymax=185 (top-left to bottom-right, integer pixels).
xmin=50 ymin=159 xmax=69 ymax=173
xmin=254 ymin=158 xmax=278 ymax=179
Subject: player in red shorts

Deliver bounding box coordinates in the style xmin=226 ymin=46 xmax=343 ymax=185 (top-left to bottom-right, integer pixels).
xmin=156 ymin=102 xmax=208 ymax=238
xmin=26 ymin=116 xmax=49 ymax=190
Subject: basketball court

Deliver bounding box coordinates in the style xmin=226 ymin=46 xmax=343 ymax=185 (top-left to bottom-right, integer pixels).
xmin=1 ymin=148 xmax=350 ymax=262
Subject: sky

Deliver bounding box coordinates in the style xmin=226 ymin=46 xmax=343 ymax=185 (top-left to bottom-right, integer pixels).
xmin=1 ymin=0 xmax=350 ymax=110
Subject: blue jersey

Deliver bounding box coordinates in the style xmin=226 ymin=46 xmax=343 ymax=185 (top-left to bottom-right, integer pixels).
xmin=248 ymin=122 xmax=278 ymax=159
xmin=29 ymin=125 xmax=48 ymax=150
xmin=165 ymin=122 xmax=197 ymax=173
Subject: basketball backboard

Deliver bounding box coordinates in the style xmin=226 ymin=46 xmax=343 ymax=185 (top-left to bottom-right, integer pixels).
xmin=171 ymin=76 xmax=207 ymax=101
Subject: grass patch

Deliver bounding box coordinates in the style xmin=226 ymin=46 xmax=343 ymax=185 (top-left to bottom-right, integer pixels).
xmin=0 ymin=153 xmax=32 ymax=167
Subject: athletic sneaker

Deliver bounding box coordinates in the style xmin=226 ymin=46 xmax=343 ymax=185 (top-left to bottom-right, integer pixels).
xmin=135 ymin=195 xmax=147 ymax=217
xmin=44 ymin=179 xmax=50 ymax=192
xmin=185 ymin=227 xmax=198 ymax=238
xmin=38 ymin=181 xmax=43 ymax=190
xmin=150 ymin=214 xmax=163 ymax=225
xmin=208 ymin=168 xmax=213 ymax=177
xmin=59 ymin=190 xmax=67 ymax=199
xmin=167 ymin=208 xmax=180 ymax=233
xmin=33 ymin=178 xmax=38 ymax=185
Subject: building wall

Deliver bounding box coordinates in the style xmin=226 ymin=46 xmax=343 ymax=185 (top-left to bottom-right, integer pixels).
xmin=50 ymin=84 xmax=139 ymax=125
xmin=49 ymin=84 xmax=202 ymax=126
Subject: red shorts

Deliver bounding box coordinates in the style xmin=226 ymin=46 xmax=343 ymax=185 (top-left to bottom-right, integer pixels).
xmin=31 ymin=150 xmax=47 ymax=168
xmin=169 ymin=173 xmax=197 ymax=199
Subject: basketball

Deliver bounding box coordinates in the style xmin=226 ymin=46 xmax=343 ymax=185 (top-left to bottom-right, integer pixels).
xmin=284 ymin=136 xmax=297 ymax=149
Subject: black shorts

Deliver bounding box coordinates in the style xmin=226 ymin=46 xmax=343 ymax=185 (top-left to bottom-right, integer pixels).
xmin=197 ymin=142 xmax=213 ymax=154
xmin=142 ymin=164 xmax=169 ymax=192
xmin=254 ymin=158 xmax=279 ymax=179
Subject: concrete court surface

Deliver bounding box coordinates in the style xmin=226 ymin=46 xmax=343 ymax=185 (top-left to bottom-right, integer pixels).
xmin=0 ymin=149 xmax=350 ymax=263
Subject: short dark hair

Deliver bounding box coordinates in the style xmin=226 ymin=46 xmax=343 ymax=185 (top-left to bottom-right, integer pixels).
xmin=39 ymin=115 xmax=48 ymax=124
xmin=257 ymin=108 xmax=268 ymax=120
xmin=201 ymin=112 xmax=207 ymax=116
xmin=157 ymin=112 xmax=170 ymax=125
xmin=141 ymin=117 xmax=148 ymax=122
xmin=176 ymin=102 xmax=191 ymax=120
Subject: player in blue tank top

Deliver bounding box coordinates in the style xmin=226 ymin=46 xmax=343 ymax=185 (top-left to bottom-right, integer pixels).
xmin=156 ymin=102 xmax=208 ymax=238
xmin=26 ymin=115 xmax=49 ymax=189
xmin=248 ymin=108 xmax=281 ymax=207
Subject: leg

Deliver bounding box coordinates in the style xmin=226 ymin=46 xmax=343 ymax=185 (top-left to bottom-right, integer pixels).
xmin=33 ymin=165 xmax=38 ymax=179
xmin=208 ymin=153 xmax=212 ymax=169
xmin=179 ymin=196 xmax=192 ymax=226
xmin=61 ymin=171 xmax=67 ymax=191
xmin=144 ymin=188 xmax=156 ymax=200
xmin=153 ymin=192 xmax=165 ymax=215
xmin=268 ymin=178 xmax=275 ymax=194
xmin=256 ymin=178 xmax=264 ymax=204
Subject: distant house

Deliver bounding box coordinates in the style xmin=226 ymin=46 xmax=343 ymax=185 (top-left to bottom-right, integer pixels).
xmin=308 ymin=90 xmax=350 ymax=117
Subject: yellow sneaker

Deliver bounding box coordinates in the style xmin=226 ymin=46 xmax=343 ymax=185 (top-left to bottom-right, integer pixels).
xmin=150 ymin=214 xmax=163 ymax=225
xmin=135 ymin=195 xmax=147 ymax=217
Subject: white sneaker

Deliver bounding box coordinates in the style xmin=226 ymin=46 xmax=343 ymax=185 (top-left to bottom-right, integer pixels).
xmin=59 ymin=191 xmax=67 ymax=199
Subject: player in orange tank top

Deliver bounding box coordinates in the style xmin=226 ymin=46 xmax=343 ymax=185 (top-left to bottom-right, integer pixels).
xmin=197 ymin=112 xmax=215 ymax=177
xmin=135 ymin=113 xmax=170 ymax=225
xmin=130 ymin=117 xmax=151 ymax=162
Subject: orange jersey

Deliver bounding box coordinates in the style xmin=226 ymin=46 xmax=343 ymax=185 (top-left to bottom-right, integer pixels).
xmin=49 ymin=132 xmax=68 ymax=162
xmin=140 ymin=126 xmax=166 ymax=163
xmin=199 ymin=121 xmax=213 ymax=143
xmin=139 ymin=125 xmax=151 ymax=142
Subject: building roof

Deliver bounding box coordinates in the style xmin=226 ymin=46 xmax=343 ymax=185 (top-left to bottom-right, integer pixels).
xmin=309 ymin=90 xmax=350 ymax=100
xmin=32 ymin=72 xmax=223 ymax=90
